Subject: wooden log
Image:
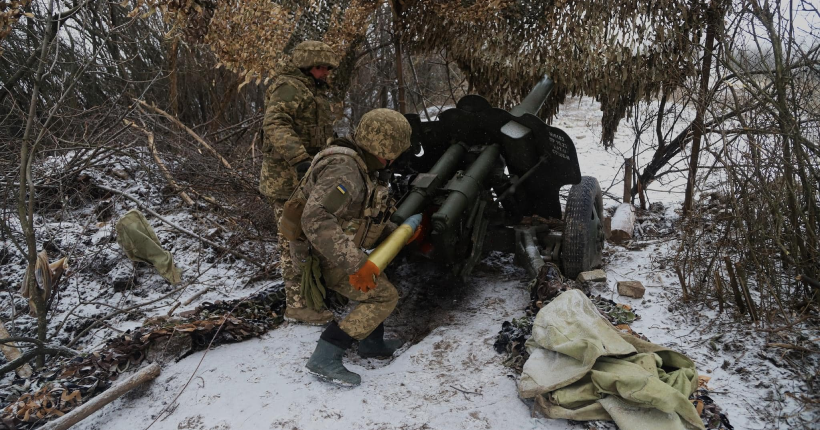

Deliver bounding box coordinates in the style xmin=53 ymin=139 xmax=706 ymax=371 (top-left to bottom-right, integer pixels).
xmin=0 ymin=321 xmax=32 ymax=378
xmin=39 ymin=363 xmax=161 ymax=430
xmin=609 ymin=203 xmax=635 ymax=243
xmin=623 ymin=157 xmax=633 ymax=204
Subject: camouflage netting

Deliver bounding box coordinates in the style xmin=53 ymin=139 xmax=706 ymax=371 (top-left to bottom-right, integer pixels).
xmin=0 ymin=286 xmax=285 ymax=429
xmin=134 ymin=0 xmax=379 ymax=90
xmin=397 ymin=0 xmax=708 ymax=146
xmin=0 ymin=1 xmax=30 ymax=55
xmin=2 ymin=0 xmax=708 ymax=143
xmin=130 ymin=0 xmax=707 ymax=146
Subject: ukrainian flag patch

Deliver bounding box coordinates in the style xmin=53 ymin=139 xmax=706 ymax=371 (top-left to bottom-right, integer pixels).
xmin=322 ymin=183 xmax=349 ymax=213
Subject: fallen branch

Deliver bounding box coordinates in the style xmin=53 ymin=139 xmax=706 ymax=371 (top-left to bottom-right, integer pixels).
xmin=756 ymin=315 xmax=814 ymax=333
xmin=182 ymin=287 xmax=211 ymax=306
xmin=0 ymin=338 xmax=80 ymax=378
xmin=94 ymin=183 xmax=264 ymax=269
xmin=765 ymin=343 xmax=817 ymax=353
xmin=124 ymin=119 xmax=195 ymax=206
xmin=68 ymin=281 xmax=191 ymax=347
xmin=39 ymin=363 xmax=161 ymax=430
xmin=166 ymin=302 xmax=181 ymax=317
xmin=0 ymin=321 xmax=33 ymax=378
xmin=135 ymin=99 xmax=233 ymax=170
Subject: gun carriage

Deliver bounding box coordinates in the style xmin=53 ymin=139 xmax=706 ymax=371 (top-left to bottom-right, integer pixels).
xmin=390 ymin=76 xmax=605 ymax=280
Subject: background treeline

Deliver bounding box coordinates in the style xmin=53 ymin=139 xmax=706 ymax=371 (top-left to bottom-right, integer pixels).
xmin=0 ymin=0 xmax=818 ymax=349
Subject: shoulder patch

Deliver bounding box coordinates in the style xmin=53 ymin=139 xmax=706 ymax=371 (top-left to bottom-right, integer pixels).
xmin=271 ymin=84 xmax=297 ymax=102
xmin=321 ymin=184 xmax=349 ymax=214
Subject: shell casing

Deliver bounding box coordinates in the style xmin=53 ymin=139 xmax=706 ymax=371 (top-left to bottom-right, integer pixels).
xmin=367 ymin=224 xmax=415 ymax=272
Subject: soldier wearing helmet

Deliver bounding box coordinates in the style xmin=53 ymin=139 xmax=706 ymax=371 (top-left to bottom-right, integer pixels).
xmin=261 ymin=40 xmax=338 ymax=325
xmin=290 ymin=109 xmax=412 ymax=386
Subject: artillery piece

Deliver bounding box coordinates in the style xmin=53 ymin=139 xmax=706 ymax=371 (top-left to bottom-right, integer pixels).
xmin=390 ymin=76 xmax=605 ymax=280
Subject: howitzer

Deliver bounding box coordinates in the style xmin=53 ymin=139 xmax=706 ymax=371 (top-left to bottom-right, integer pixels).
xmin=391 ymin=75 xmax=605 ymax=280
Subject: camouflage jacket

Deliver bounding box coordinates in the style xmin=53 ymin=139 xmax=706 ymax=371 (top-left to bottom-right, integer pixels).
xmin=300 ymin=138 xmax=394 ymax=275
xmin=260 ymin=60 xmax=334 ymax=200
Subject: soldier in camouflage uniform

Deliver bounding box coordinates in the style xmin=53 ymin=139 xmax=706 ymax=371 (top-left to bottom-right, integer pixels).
xmin=292 ymin=109 xmax=413 ymax=386
xmin=260 ymin=41 xmax=338 ymax=325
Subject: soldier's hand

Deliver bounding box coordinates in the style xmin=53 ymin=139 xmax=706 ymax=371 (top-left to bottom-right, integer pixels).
xmin=349 ymin=260 xmax=379 ymax=292
xmin=295 ymin=161 xmax=311 ymax=180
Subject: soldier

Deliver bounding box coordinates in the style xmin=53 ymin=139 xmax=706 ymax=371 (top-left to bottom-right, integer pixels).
xmin=261 ymin=40 xmax=338 ymax=325
xmin=285 ymin=109 xmax=413 ymax=386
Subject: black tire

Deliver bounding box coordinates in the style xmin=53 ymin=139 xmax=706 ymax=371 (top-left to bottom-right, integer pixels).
xmin=561 ymin=176 xmax=604 ymax=279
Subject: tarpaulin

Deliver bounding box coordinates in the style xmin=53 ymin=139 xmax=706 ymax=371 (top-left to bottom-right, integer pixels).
xmin=519 ymin=289 xmax=704 ymax=430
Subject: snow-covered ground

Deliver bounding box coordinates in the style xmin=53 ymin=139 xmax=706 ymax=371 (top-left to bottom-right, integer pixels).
xmin=3 ymin=97 xmax=817 ymax=430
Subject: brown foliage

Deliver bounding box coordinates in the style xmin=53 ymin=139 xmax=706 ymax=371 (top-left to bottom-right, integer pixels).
xmin=0 ymin=0 xmax=30 ymax=55
xmin=132 ymin=0 xmax=709 ymax=146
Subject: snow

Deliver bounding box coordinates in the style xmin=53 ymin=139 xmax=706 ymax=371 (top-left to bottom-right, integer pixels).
xmin=3 ymin=97 xmax=816 ymax=430
xmin=610 ymin=203 xmax=636 ymax=233
xmin=78 ymin=274 xmax=575 ymax=430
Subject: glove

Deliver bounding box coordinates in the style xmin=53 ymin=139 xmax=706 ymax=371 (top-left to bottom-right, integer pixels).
xmin=349 ymin=260 xmax=380 ymax=293
xmin=295 ymin=161 xmax=311 ymax=180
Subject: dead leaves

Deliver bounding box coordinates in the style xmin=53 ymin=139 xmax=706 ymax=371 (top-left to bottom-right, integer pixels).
xmin=4 ymin=383 xmax=83 ymax=423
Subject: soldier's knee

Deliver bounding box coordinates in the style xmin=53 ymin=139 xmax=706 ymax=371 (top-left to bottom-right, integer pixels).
xmin=375 ymin=278 xmax=399 ymax=308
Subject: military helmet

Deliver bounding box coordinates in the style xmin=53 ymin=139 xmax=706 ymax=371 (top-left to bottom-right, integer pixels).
xmin=355 ymin=109 xmax=412 ymax=160
xmin=292 ymin=41 xmax=339 ymax=69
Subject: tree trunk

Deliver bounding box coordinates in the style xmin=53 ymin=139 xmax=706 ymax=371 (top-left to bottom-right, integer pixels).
xmin=18 ymin=0 xmax=56 ymax=368
xmin=683 ymin=1 xmax=719 ymax=215
xmin=391 ymin=0 xmax=406 ymax=113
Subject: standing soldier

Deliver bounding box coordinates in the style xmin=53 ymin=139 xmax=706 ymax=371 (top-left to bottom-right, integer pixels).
xmin=283 ymin=109 xmax=414 ymax=386
xmin=261 ymin=41 xmax=338 ymax=325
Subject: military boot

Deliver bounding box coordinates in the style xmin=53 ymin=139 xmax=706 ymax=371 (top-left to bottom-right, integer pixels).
xmin=358 ymin=323 xmax=404 ymax=358
xmin=284 ymin=307 xmax=333 ymax=326
xmin=283 ymin=279 xmax=334 ymax=325
xmin=306 ymin=322 xmax=361 ymax=386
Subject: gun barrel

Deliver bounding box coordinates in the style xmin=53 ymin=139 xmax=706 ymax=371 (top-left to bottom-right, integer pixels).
xmin=391 ymin=143 xmax=467 ymax=224
xmin=509 ymin=75 xmax=554 ymax=117
xmin=432 ymin=144 xmax=500 ymax=233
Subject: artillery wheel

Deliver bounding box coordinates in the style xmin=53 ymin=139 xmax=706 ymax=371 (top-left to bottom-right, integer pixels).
xmin=561 ymin=176 xmax=604 ymax=279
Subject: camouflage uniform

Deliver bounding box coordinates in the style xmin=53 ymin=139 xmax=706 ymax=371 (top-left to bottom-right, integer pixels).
xmin=302 ymin=108 xmax=413 ymax=386
xmin=297 ymin=109 xmax=411 ymax=339
xmin=260 ymin=41 xmax=337 ymax=313
xmin=296 ymin=140 xmax=395 ymax=339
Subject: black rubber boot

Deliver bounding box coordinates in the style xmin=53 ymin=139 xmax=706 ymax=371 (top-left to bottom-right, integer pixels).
xmin=358 ymin=324 xmax=404 ymax=358
xmin=306 ymin=322 xmax=361 ymax=386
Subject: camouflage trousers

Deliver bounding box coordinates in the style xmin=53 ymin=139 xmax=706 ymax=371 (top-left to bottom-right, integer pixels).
xmin=322 ymin=265 xmax=398 ymax=340
xmin=270 ymin=198 xmax=305 ymax=309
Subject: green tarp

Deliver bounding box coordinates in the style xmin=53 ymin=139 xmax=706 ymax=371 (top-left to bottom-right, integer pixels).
xmin=115 ymin=209 xmax=181 ymax=284
xmin=519 ymin=289 xmax=704 ymax=430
